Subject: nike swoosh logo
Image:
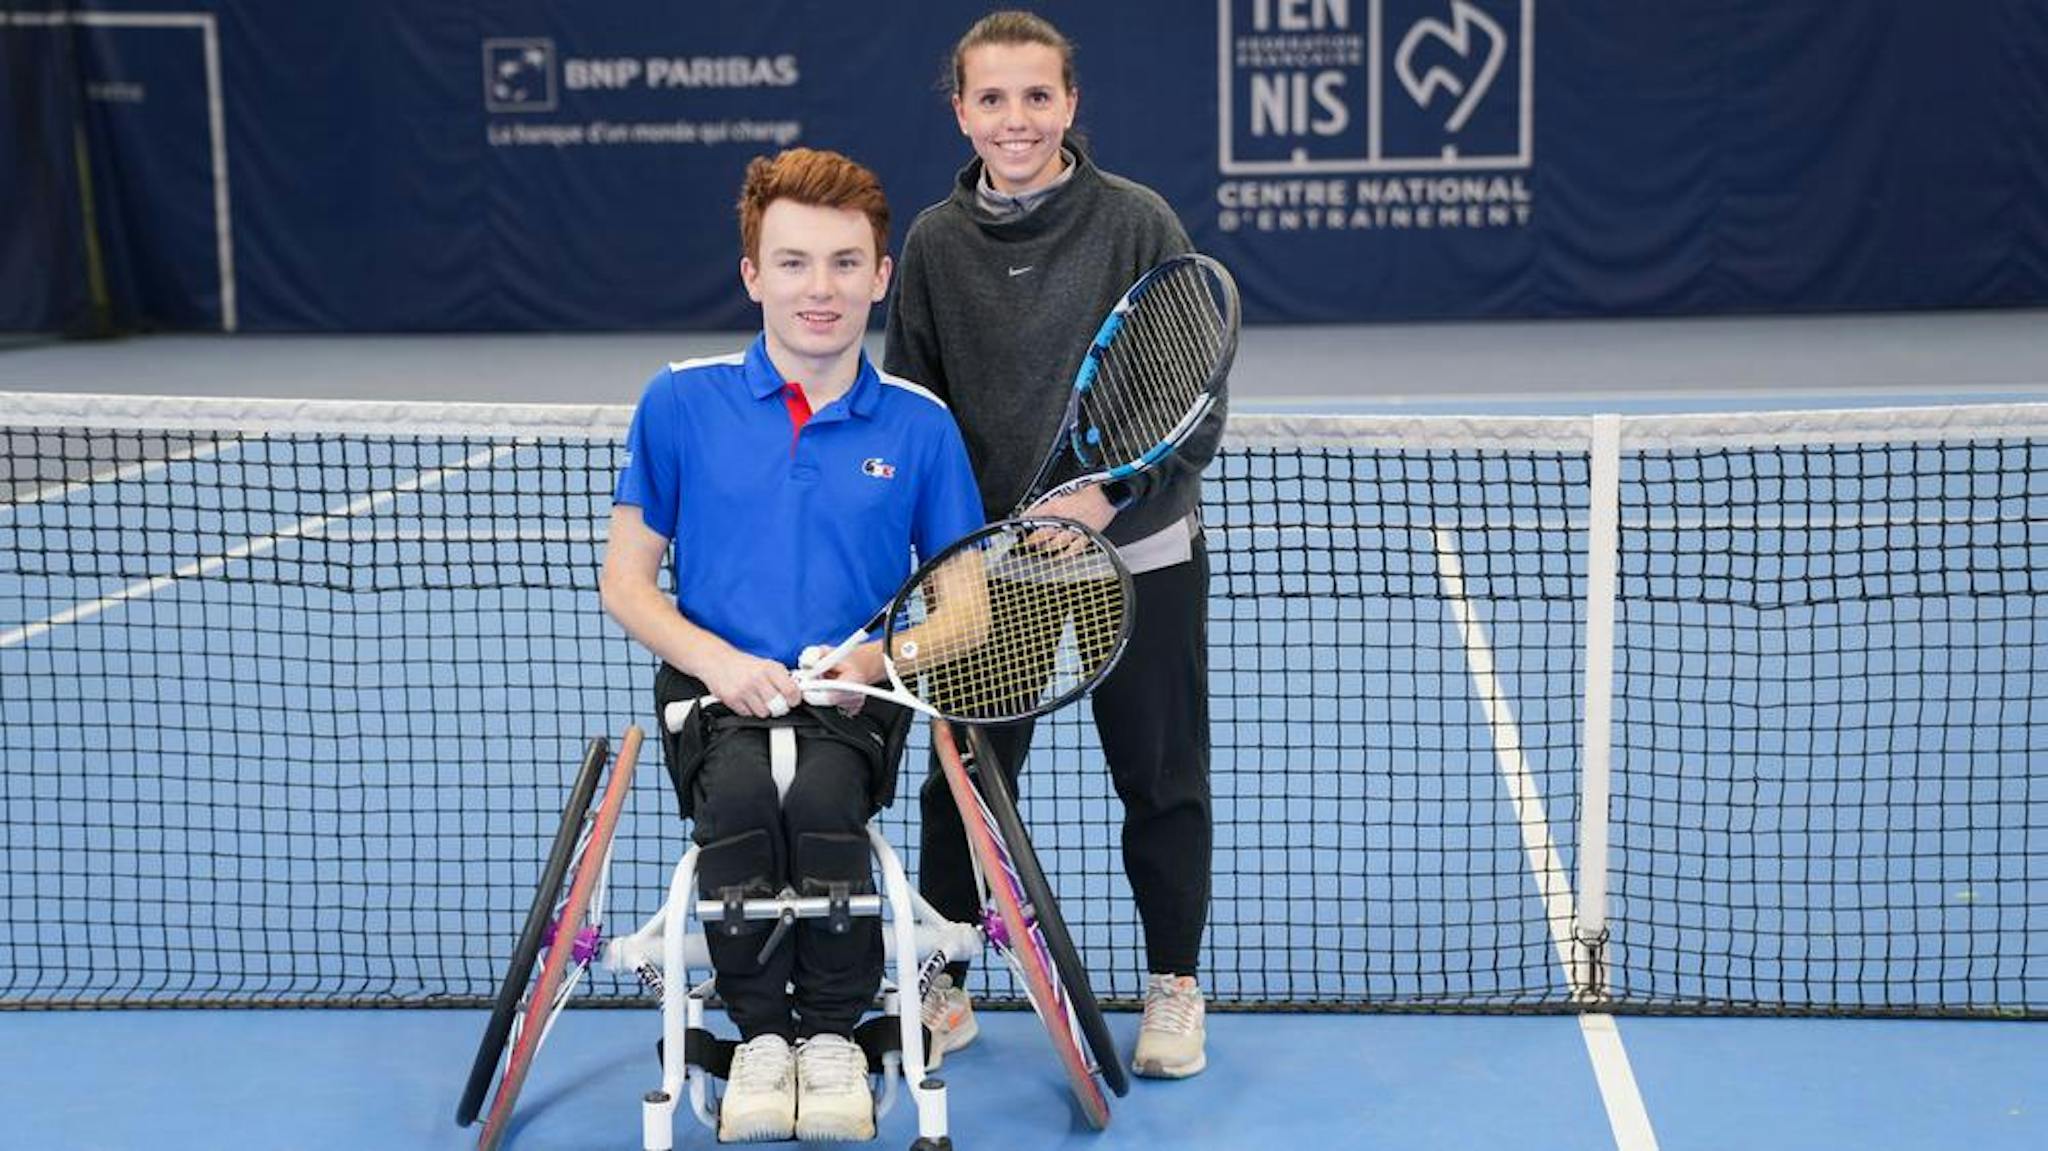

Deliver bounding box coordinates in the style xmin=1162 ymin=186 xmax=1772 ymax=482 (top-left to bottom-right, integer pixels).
xmin=1008 ymin=265 xmax=1034 ymax=277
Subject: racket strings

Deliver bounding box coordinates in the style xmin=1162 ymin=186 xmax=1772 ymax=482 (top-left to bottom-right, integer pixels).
xmin=897 ymin=527 xmax=1129 ymax=721
xmin=1082 ymin=263 xmax=1230 ymax=464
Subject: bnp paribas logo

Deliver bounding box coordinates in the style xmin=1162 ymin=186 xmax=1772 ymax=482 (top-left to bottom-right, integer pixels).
xmin=484 ymin=38 xmax=557 ymax=113
xmin=1219 ymin=0 xmax=1532 ymax=174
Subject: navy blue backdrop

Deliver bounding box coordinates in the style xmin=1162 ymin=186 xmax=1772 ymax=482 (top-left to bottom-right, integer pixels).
xmin=5 ymin=0 xmax=2046 ymax=331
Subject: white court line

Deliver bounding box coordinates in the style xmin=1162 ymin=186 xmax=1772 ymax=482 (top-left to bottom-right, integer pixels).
xmin=307 ymin=524 xmax=603 ymax=544
xmin=1432 ymin=527 xmax=1659 ymax=1151
xmin=1 ymin=438 xmax=234 ymax=519
xmin=1581 ymin=1014 xmax=1660 ymax=1150
xmin=0 ymin=443 xmax=518 ymax=650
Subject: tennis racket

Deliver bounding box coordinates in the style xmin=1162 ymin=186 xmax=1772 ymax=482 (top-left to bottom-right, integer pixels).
xmin=1013 ymin=252 xmax=1239 ymax=514
xmin=662 ymin=516 xmax=1133 ymax=732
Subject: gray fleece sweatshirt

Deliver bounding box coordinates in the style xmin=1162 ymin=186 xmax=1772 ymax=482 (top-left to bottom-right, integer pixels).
xmin=883 ymin=149 xmax=1228 ymax=547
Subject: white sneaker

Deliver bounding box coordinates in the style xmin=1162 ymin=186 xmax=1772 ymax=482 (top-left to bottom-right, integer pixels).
xmin=1133 ymin=973 xmax=1207 ymax=1079
xmin=918 ymin=972 xmax=979 ymax=1071
xmin=718 ymin=1033 xmax=796 ymax=1142
xmin=794 ymin=1033 xmax=874 ymax=1142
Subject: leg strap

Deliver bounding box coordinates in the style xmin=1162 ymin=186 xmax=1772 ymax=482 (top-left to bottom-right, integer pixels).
xmin=770 ymin=724 xmax=797 ymax=804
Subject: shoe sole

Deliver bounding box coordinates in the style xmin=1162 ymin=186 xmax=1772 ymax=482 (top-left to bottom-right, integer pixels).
xmin=1132 ymin=1049 xmax=1207 ymax=1079
xmin=794 ymin=1118 xmax=878 ymax=1142
xmin=718 ymin=1116 xmax=796 ymax=1143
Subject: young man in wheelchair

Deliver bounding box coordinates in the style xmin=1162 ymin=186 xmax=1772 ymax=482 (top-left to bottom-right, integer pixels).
xmin=599 ymin=147 xmax=984 ymax=1142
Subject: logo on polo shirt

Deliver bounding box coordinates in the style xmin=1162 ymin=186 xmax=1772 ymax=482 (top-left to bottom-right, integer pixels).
xmin=861 ymin=457 xmax=897 ymax=479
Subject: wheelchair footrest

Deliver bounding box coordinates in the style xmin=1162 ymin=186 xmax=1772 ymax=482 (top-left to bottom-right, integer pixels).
xmin=656 ymin=1028 xmax=738 ymax=1081
xmin=852 ymin=1014 xmax=901 ymax=1075
xmin=667 ymin=1018 xmax=898 ymax=1082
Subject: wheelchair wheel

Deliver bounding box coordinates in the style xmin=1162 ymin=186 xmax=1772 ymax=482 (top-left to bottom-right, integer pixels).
xmin=932 ymin=721 xmax=1115 ymax=1130
xmin=458 ymin=727 xmax=643 ymax=1150
xmin=456 ymin=738 xmax=607 ymax=1128
xmin=963 ymin=725 xmax=1129 ymax=1100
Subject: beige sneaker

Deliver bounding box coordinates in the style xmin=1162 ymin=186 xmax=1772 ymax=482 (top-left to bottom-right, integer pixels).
xmin=793 ymin=1033 xmax=875 ymax=1142
xmin=1133 ymin=973 xmax=1206 ymax=1079
xmin=718 ymin=1033 xmax=796 ymax=1142
xmin=918 ymin=972 xmax=979 ymax=1071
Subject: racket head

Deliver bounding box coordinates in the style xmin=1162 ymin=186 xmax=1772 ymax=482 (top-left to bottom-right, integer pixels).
xmin=881 ymin=517 xmax=1134 ymax=724
xmin=1071 ymin=252 xmax=1239 ymax=477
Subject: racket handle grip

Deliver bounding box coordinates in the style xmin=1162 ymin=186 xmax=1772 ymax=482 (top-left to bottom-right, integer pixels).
xmin=806 ymin=629 xmax=869 ymax=680
xmin=662 ymin=696 xmax=718 ymax=733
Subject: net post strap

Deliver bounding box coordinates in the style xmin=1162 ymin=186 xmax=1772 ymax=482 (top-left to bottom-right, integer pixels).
xmin=1574 ymin=413 xmax=1621 ymax=1001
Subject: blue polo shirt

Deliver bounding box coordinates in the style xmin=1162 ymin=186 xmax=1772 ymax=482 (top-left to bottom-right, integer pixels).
xmin=613 ymin=335 xmax=986 ymax=667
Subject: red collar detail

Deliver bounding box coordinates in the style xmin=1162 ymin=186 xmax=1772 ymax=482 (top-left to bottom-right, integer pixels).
xmin=781 ymin=383 xmax=813 ymax=455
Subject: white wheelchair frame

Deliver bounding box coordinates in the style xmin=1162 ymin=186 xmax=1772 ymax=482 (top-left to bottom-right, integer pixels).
xmin=602 ymin=717 xmax=984 ymax=1151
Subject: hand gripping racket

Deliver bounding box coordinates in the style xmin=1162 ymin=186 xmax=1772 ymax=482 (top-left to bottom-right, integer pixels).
xmin=662 ymin=516 xmax=1135 ymax=732
xmin=1014 ymin=252 xmax=1239 ymax=514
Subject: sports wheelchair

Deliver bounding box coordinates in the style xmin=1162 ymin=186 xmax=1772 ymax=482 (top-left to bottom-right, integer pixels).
xmin=455 ymin=713 xmax=1127 ymax=1150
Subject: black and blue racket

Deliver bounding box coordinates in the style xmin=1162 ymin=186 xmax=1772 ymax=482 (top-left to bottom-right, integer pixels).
xmin=1014 ymin=252 xmax=1239 ymax=513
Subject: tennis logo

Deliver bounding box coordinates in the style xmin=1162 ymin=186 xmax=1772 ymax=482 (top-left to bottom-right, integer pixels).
xmin=1216 ymin=0 xmax=1534 ymax=232
xmin=1219 ymin=0 xmax=1530 ymax=171
xmin=861 ymin=458 xmax=897 ymax=479
xmin=1396 ymin=2 xmax=1509 ymax=137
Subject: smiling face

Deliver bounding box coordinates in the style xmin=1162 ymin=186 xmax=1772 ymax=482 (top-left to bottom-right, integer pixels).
xmin=741 ymin=199 xmax=891 ymax=384
xmin=952 ymin=41 xmax=1077 ymax=196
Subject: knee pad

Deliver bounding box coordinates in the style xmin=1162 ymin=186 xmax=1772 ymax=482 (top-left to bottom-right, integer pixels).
xmin=794 ymin=831 xmax=874 ymax=938
xmin=694 ymin=828 xmax=777 ymax=940
xmin=794 ymin=831 xmax=873 ymax=895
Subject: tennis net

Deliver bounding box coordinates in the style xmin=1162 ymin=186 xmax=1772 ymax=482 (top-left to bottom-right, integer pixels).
xmin=3 ymin=392 xmax=2043 ymax=1016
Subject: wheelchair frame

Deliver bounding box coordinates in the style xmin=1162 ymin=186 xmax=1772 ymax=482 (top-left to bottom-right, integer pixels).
xmin=459 ymin=714 xmax=1124 ymax=1150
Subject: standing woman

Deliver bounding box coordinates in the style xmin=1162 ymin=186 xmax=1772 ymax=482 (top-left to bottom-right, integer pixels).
xmin=884 ymin=10 xmax=1225 ymax=1081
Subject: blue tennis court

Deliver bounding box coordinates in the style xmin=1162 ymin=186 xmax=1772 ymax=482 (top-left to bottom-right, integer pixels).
xmin=5 ymin=353 xmax=2047 ymax=1149
xmin=11 ymin=0 xmax=2048 ymax=1143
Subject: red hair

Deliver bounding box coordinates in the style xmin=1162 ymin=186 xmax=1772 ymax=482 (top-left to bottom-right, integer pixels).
xmin=737 ymin=148 xmax=890 ymax=262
